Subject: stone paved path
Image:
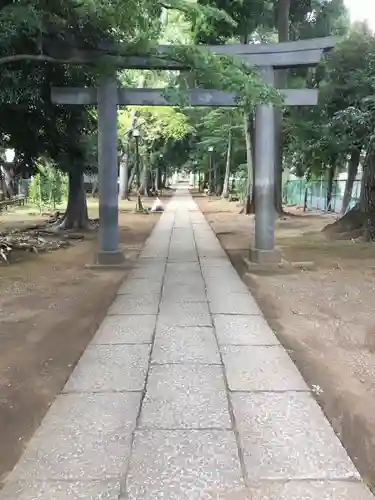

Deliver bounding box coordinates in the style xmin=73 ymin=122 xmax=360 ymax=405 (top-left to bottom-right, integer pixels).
xmin=1 ymin=186 xmax=374 ymax=499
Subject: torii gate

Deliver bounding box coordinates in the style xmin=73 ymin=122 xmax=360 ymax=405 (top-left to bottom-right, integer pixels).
xmin=51 ymin=37 xmax=336 ymax=266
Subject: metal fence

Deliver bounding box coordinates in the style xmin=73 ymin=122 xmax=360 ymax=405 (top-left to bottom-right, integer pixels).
xmin=283 ymin=178 xmax=362 ymax=214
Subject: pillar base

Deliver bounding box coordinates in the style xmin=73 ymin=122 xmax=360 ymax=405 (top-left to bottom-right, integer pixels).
xmin=85 ymin=250 xmax=130 ymax=270
xmin=249 ymin=247 xmax=281 ymax=264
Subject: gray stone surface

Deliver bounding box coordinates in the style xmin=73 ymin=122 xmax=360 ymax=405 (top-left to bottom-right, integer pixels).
xmin=213 ymin=314 xmax=279 ymax=345
xmin=158 ymin=301 xmax=212 ymax=327
xmin=164 ymin=270 xmax=203 ymax=286
xmin=139 ymin=247 xmax=169 ymax=259
xmin=208 ymin=292 xmax=261 ymax=315
xmin=92 ymin=314 xmax=156 ymax=344
xmin=161 ymin=284 xmax=207 ymax=303
xmin=245 ymin=481 xmax=375 ymax=500
xmin=152 ymin=326 xmax=220 ymax=364
xmin=63 ymin=345 xmax=150 ymax=392
xmin=6 ymin=393 xmax=140 ymax=481
xmin=139 ymin=365 xmax=231 ymax=429
xmin=125 ymin=430 xmax=245 ymax=499
xmin=166 ymin=262 xmax=201 ymax=273
xmin=127 ymin=266 xmax=165 ymax=281
xmin=118 ymin=278 xmax=162 ymax=295
xmin=168 ymin=252 xmax=198 ymax=262
xmin=222 ymin=345 xmax=308 ymax=391
xmin=133 ymin=258 xmax=166 ymax=268
xmin=231 ymin=392 xmax=359 ymax=480
xmin=202 ymin=266 xmax=239 ymax=281
xmin=205 ymin=276 xmax=248 ymax=294
xmin=108 ymin=293 xmax=160 ymax=315
xmin=0 ymin=481 xmax=121 ymax=500
xmin=200 ymin=258 xmax=232 ymax=267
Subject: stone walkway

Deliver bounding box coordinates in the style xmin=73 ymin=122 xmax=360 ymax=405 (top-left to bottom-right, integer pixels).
xmin=1 ymin=186 xmax=373 ymax=499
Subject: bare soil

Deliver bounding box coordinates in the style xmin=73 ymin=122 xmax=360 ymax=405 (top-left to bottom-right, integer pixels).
xmin=196 ymin=193 xmax=375 ymax=492
xmin=0 ymin=195 xmax=167 ymax=485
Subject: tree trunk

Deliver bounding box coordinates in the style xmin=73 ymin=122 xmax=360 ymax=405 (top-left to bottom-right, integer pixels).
xmin=119 ymin=146 xmax=130 ymax=200
xmin=204 ymin=171 xmax=209 ymax=190
xmin=57 ymin=170 xmax=89 ymax=230
xmin=303 ymin=187 xmax=308 ymax=212
xmin=1 ymin=165 xmax=15 ymax=198
xmin=139 ymin=162 xmax=148 ymax=196
xmin=119 ymin=75 xmax=145 ymax=199
xmin=244 ymin=114 xmax=255 ymax=214
xmin=127 ymin=165 xmax=135 ymax=192
xmin=222 ymin=125 xmax=232 ymax=199
xmin=326 ymin=166 xmax=336 ymax=212
xmin=213 ymin=161 xmax=218 ymax=194
xmin=323 ymin=143 xmax=375 ymax=239
xmin=360 ymin=144 xmax=375 ymax=241
xmin=274 ymin=0 xmax=291 ymax=213
xmin=162 ymin=166 xmax=167 ymax=189
xmin=208 ymin=156 xmax=213 ymax=194
xmin=341 ymin=148 xmax=361 ymax=215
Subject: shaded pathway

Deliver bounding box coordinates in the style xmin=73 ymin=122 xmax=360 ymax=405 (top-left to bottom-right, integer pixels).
xmin=0 ymin=186 xmax=373 ymax=499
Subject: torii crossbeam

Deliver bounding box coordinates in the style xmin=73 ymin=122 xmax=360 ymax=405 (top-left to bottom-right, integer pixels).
xmin=51 ymin=37 xmax=336 ymax=266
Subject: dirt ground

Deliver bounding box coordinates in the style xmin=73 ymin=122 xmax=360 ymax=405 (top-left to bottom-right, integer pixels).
xmin=195 ymin=193 xmax=375 ymax=492
xmin=0 ymin=195 xmax=167 ymax=485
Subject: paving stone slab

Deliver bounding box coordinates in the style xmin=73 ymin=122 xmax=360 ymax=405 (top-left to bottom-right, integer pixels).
xmin=127 ymin=266 xmax=165 ymax=281
xmin=163 ymin=280 xmax=206 ymax=294
xmin=161 ymin=285 xmax=207 ymax=303
xmin=202 ymin=264 xmax=238 ymax=277
xmin=125 ymin=430 xmax=245 ymax=500
xmin=158 ymin=301 xmax=212 ymax=327
xmin=198 ymin=251 xmax=228 ymax=260
xmin=222 ymin=345 xmax=307 ymax=391
xmin=168 ymin=252 xmax=198 ymax=262
xmin=152 ymin=326 xmax=220 ymax=364
xmin=195 ymin=244 xmax=223 ymax=254
xmin=63 ymin=345 xmax=150 ymax=393
xmin=0 ymin=480 xmax=121 ymax=500
xmin=200 ymin=258 xmax=233 ymax=267
xmin=209 ymin=292 xmax=261 ymax=315
xmin=193 ymin=229 xmax=215 ymax=236
xmin=205 ymin=276 xmax=249 ymax=295
xmin=231 ymin=392 xmax=359 ymax=480
xmin=213 ymin=314 xmax=279 ymax=345
xmin=133 ymin=258 xmax=167 ymax=268
xmin=244 ymin=481 xmax=375 ymax=500
xmin=170 ymin=235 xmax=195 ymax=243
xmin=164 ymin=270 xmax=203 ymax=286
xmin=108 ymin=293 xmax=160 ymax=315
xmin=92 ymin=315 xmax=157 ymax=345
xmin=168 ymin=242 xmax=196 ymax=249
xmin=139 ymin=365 xmax=231 ymax=429
xmin=166 ymin=262 xmax=201 ymax=272
xmin=139 ymin=248 xmax=169 ymax=258
xmin=6 ymin=393 xmax=140 ymax=482
xmin=117 ymin=279 xmax=162 ymax=295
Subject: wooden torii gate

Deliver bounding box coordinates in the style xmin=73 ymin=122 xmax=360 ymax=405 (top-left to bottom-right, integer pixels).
xmin=51 ymin=37 xmax=336 ymax=266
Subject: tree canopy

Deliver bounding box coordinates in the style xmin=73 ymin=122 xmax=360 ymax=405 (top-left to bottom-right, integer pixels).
xmin=2 ymin=0 xmax=375 ymax=238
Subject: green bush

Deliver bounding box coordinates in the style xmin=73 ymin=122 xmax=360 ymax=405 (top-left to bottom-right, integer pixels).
xmin=28 ymin=164 xmax=68 ymax=211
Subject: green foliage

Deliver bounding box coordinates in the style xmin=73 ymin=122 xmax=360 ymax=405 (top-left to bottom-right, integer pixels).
xmin=285 ymin=22 xmax=375 ymax=178
xmin=28 ymin=163 xmax=68 ymax=210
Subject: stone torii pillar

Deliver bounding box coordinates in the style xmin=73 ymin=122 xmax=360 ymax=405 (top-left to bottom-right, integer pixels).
xmin=252 ymin=66 xmax=278 ymax=263
xmin=96 ymin=76 xmax=124 ymax=266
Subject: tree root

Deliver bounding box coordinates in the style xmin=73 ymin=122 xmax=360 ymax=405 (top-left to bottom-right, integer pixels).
xmin=322 ymin=204 xmax=375 ymax=240
xmin=52 ymin=213 xmax=93 ymax=232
